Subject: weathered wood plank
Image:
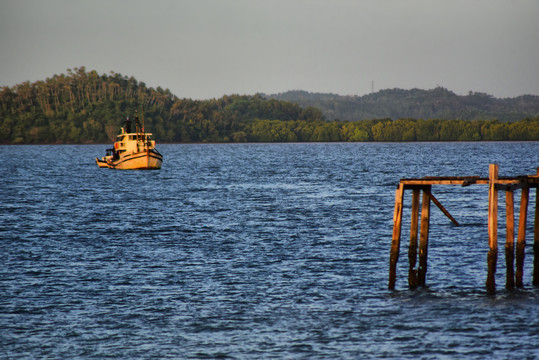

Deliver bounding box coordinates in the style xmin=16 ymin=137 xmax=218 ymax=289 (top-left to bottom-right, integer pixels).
xmin=486 ymin=164 xmax=499 ymax=293
xmin=425 ymin=190 xmax=459 ymax=226
xmin=389 ymin=183 xmax=405 ymax=290
xmin=401 ymin=176 xmax=539 ymax=187
xmin=505 ymin=190 xmax=515 ymax=290
xmin=402 ymin=179 xmax=488 ymax=186
xmin=516 ymin=187 xmax=529 ymax=288
xmin=534 ymin=177 xmax=539 ymax=286
xmin=408 ymin=188 xmax=420 ymax=288
xmin=418 ymin=187 xmax=431 ymax=287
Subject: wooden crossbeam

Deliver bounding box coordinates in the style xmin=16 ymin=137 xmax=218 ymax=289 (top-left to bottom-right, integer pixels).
xmin=401 ymin=175 xmax=539 ymax=187
xmin=426 ymin=190 xmax=460 ymax=227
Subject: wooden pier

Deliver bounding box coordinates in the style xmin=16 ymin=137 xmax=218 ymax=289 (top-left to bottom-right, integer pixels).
xmin=388 ymin=164 xmax=539 ymax=293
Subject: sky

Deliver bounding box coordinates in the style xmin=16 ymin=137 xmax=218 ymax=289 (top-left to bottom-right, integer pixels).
xmin=1 ymin=0 xmax=538 ymax=99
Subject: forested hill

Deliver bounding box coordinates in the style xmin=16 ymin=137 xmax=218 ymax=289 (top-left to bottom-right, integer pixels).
xmin=265 ymin=88 xmax=539 ymax=122
xmin=0 ymin=67 xmax=324 ymax=144
xmin=1 ymin=68 xmax=538 ymax=144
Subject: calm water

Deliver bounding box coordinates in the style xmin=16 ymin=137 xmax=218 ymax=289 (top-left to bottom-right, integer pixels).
xmin=1 ymin=142 xmax=538 ymax=359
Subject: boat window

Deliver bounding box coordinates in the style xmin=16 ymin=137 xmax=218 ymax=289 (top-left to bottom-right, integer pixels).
xmin=117 ymin=135 xmax=125 ymax=141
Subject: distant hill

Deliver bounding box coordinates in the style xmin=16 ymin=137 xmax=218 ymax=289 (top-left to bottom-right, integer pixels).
xmin=264 ymin=88 xmax=539 ymax=122
xmin=0 ymin=67 xmax=324 ymax=144
xmin=1 ymin=69 xmax=537 ymax=143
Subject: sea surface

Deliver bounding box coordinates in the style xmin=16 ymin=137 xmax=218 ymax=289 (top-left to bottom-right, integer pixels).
xmin=1 ymin=142 xmax=538 ymax=359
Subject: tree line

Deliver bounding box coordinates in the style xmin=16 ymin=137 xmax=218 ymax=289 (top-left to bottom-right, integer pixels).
xmin=1 ymin=67 xmax=538 ymax=144
xmin=245 ymin=117 xmax=538 ymax=142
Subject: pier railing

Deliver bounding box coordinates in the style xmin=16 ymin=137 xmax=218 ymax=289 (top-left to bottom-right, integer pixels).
xmin=388 ymin=164 xmax=539 ymax=293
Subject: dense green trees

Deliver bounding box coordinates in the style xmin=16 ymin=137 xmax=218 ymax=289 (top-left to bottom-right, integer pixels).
xmin=242 ymin=118 xmax=539 ymax=142
xmin=0 ymin=68 xmax=321 ymax=144
xmin=1 ymin=68 xmax=538 ymax=144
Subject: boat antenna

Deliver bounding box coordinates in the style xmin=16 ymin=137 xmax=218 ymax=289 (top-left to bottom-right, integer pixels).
xmin=135 ymin=110 xmax=141 ymax=146
xmin=124 ymin=115 xmax=131 ymax=133
xmin=141 ymin=106 xmax=145 ymax=134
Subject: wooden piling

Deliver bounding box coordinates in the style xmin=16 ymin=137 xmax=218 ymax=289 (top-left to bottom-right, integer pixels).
xmin=535 ymin=177 xmax=539 ymax=286
xmin=505 ymin=190 xmax=515 ymax=289
xmin=486 ymin=164 xmax=499 ymax=293
xmin=516 ymin=187 xmax=529 ymax=288
xmin=389 ymin=183 xmax=405 ymax=290
xmin=417 ymin=187 xmax=431 ymax=287
xmin=408 ymin=188 xmax=420 ymax=288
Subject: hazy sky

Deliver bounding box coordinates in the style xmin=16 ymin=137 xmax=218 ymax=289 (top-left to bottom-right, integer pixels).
xmin=1 ymin=0 xmax=538 ymax=99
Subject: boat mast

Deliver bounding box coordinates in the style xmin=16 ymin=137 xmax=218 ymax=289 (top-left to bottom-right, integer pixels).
xmin=140 ymin=107 xmax=150 ymax=168
xmin=133 ymin=110 xmax=139 ymax=151
xmin=141 ymin=107 xmax=148 ymax=149
xmin=141 ymin=106 xmax=145 ymax=134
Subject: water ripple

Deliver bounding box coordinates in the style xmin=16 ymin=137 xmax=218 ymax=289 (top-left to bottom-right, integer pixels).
xmin=1 ymin=142 xmax=538 ymax=359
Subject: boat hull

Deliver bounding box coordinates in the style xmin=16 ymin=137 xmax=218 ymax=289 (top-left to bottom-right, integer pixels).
xmin=96 ymin=150 xmax=163 ymax=170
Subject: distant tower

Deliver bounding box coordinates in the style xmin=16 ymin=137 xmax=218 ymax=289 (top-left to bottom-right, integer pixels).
xmin=371 ymin=81 xmax=374 ymax=94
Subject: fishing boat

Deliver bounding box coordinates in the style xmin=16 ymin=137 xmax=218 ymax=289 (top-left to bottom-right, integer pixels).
xmin=96 ymin=112 xmax=163 ymax=170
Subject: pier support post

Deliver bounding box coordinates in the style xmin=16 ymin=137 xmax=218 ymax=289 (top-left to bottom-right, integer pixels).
xmin=534 ymin=169 xmax=539 ymax=286
xmin=516 ymin=187 xmax=529 ymax=288
xmin=418 ymin=186 xmax=431 ymax=287
xmin=408 ymin=188 xmax=420 ymax=288
xmin=486 ymin=164 xmax=499 ymax=293
xmin=389 ymin=183 xmax=405 ymax=290
xmin=505 ymin=190 xmax=515 ymax=289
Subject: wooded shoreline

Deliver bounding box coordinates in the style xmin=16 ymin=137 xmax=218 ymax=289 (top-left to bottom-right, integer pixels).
xmin=2 ymin=68 xmax=538 ymax=144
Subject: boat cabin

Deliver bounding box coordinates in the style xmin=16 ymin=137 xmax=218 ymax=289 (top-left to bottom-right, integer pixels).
xmin=114 ymin=127 xmax=156 ymax=155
